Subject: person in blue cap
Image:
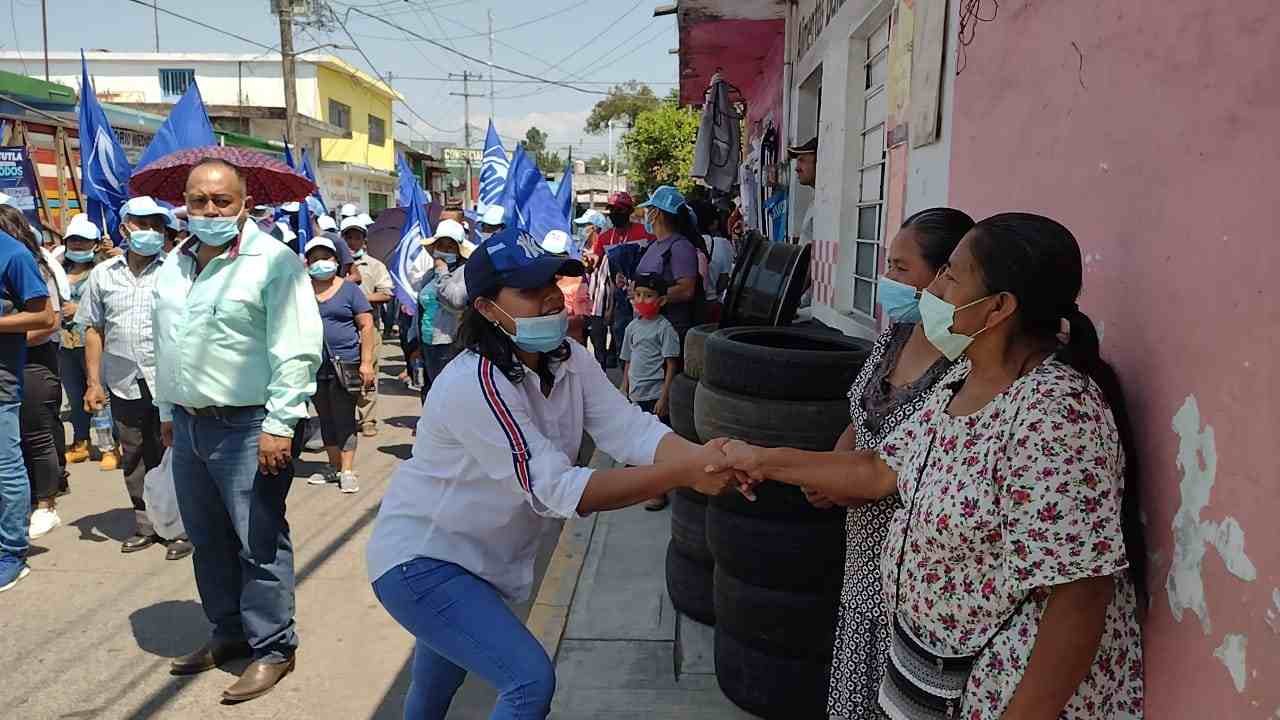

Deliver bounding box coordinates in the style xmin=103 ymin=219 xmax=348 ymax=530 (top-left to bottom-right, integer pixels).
xmin=635 ymin=185 xmax=709 ymax=341
xmin=365 ymin=227 xmax=750 ymax=720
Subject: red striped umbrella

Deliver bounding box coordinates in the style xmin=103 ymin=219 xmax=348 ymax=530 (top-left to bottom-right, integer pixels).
xmin=129 ymin=145 xmax=316 ymax=204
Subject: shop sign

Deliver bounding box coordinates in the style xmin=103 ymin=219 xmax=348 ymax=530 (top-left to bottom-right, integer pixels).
xmin=442 ymin=147 xmax=482 ymax=165
xmin=796 ymin=0 xmax=850 ymax=62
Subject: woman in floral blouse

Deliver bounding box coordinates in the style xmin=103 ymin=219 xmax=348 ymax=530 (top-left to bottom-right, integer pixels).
xmin=717 ymin=212 xmax=1147 ymax=719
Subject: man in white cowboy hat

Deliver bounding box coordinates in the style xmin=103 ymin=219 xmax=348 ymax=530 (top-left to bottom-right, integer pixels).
xmin=340 ymin=215 xmax=393 ymax=437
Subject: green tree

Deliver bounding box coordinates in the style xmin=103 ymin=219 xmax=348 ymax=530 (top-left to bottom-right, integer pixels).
xmin=521 ymin=126 xmax=564 ymax=175
xmin=585 ymin=81 xmax=660 ymax=135
xmin=585 ymin=153 xmax=610 ymax=174
xmin=622 ymin=97 xmax=700 ymax=197
xmin=524 ymin=126 xmax=548 ymax=153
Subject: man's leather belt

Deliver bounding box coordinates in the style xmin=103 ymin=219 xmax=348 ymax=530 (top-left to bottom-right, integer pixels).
xmin=181 ymin=405 xmax=262 ymax=421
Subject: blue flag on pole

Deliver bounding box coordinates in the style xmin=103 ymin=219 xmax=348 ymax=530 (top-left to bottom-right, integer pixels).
xmin=501 ymin=145 xmax=571 ymax=249
xmin=78 ymin=51 xmax=132 ymax=245
xmin=478 ymin=119 xmax=508 ymax=210
xmin=300 ymin=149 xmax=326 ymax=214
xmin=135 ymin=81 xmax=217 ymax=170
xmin=391 ymin=152 xmax=431 ymax=314
xmin=281 ymin=139 xmax=309 ymax=255
xmin=554 ymin=159 xmax=574 ymax=220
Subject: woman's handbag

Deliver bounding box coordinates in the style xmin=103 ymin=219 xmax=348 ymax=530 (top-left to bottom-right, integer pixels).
xmin=878 ymin=435 xmax=1024 ymax=720
xmin=325 ymin=341 xmax=365 ymax=395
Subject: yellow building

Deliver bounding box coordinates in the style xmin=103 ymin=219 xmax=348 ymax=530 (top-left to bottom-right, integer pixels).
xmin=309 ymin=57 xmax=404 ymax=212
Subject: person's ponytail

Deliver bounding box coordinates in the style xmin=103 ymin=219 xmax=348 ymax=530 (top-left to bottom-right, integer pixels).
xmin=1059 ymin=308 xmax=1149 ymax=612
xmin=672 ymin=204 xmax=706 ymax=256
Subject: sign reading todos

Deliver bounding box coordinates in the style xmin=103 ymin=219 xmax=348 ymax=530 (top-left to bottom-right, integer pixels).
xmin=0 ymin=146 xmax=42 ymax=229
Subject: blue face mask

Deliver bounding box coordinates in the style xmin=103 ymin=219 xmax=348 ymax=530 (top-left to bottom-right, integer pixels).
xmin=877 ymin=276 xmax=922 ymax=323
xmin=492 ymin=304 xmax=568 ymax=353
xmin=433 ymin=251 xmax=458 ymax=265
xmin=352 ymin=249 xmax=365 ymax=259
xmin=308 ymin=259 xmax=339 ymax=280
xmin=127 ymin=230 xmax=165 ymax=257
xmin=643 ymin=210 xmax=655 ymax=236
xmin=187 ymin=215 xmax=242 ymax=247
xmin=65 ymin=249 xmax=95 ymax=264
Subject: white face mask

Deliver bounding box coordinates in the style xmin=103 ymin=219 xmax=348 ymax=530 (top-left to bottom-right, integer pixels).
xmin=919 ymin=290 xmax=993 ymax=361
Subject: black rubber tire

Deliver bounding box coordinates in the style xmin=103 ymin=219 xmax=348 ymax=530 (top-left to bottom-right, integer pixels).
xmin=666 ymin=541 xmax=716 ymax=626
xmin=702 ymin=326 xmax=872 ymax=401
xmin=707 ymin=476 xmax=846 ymax=523
xmin=668 ymin=373 xmax=700 ymax=443
xmin=715 ymin=627 xmax=831 ymax=720
xmin=706 ymin=506 xmax=845 ymax=592
xmin=671 ymin=488 xmax=713 ymax=567
xmin=682 ymin=323 xmax=719 ymax=381
xmin=713 ymin=567 xmax=838 ymax=660
xmin=694 ymin=381 xmax=850 ymax=452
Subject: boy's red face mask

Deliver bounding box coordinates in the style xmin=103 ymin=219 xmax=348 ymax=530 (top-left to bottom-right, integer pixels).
xmin=633 ymin=297 xmax=661 ymax=319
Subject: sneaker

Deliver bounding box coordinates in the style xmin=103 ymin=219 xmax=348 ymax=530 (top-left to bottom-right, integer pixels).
xmin=307 ymin=467 xmax=339 ymax=486
xmin=99 ymin=450 xmax=120 ymax=472
xmin=338 ymin=471 xmax=360 ymax=494
xmin=0 ymin=554 xmax=29 ymax=593
xmin=29 ymin=507 xmax=61 ymax=539
xmin=360 ymin=423 xmax=378 ymax=438
xmin=65 ymin=440 xmax=91 ymax=464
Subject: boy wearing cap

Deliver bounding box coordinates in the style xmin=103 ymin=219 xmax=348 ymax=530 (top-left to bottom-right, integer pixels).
xmin=77 ymin=196 xmax=192 ymax=559
xmin=341 ymin=216 xmax=393 ymax=436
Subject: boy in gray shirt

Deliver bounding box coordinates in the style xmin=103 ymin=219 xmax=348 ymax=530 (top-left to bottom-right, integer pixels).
xmin=619 ymin=274 xmax=681 ymax=422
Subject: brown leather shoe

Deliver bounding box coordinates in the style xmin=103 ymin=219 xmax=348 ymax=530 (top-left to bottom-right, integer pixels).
xmin=222 ymin=655 xmax=296 ymax=704
xmin=169 ymin=638 xmax=253 ymax=675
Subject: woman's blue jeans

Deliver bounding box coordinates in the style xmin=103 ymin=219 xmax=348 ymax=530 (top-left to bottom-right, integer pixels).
xmin=373 ymin=557 xmax=556 ymax=720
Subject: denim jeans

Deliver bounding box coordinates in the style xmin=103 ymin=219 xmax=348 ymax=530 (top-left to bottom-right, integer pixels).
xmin=373 ymin=557 xmax=556 ymax=720
xmin=59 ymin=346 xmax=90 ymax=444
xmin=171 ymin=406 xmax=297 ymax=663
xmin=0 ymin=401 xmax=29 ymax=557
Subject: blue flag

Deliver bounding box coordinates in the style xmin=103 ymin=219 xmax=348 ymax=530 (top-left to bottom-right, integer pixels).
xmin=135 ymin=80 xmax=216 ymax=170
xmin=78 ymin=51 xmax=132 ymax=245
xmin=554 ymin=159 xmax=574 ymax=220
xmin=478 ymin=119 xmax=508 ymax=210
xmin=501 ymin=145 xmax=570 ymax=249
xmin=281 ymin=139 xmax=309 ymax=255
xmin=300 ymin=149 xmax=326 ymax=214
xmin=391 ymin=152 xmax=431 ymax=314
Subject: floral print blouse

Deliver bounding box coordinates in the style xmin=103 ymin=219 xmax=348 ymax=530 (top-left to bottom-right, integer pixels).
xmin=877 ymin=358 xmax=1144 ymax=719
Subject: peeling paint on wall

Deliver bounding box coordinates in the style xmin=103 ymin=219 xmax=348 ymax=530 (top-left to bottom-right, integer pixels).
xmin=1214 ymin=634 xmax=1248 ymax=692
xmin=1266 ymin=589 xmax=1280 ymax=636
xmin=1166 ymin=396 xmax=1258 ymax=634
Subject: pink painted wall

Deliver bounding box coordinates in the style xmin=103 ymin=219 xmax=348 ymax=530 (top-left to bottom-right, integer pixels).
xmin=948 ymin=1 xmax=1280 ymax=715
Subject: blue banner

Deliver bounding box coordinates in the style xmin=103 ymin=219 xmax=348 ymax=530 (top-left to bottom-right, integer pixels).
xmin=0 ymin=146 xmax=42 ymax=230
xmin=501 ymin=144 xmax=570 ymax=248
xmin=391 ymin=152 xmax=430 ymax=314
xmin=78 ymin=51 xmax=132 ymax=245
xmin=478 ymin=119 xmax=508 ymax=210
xmin=134 ymin=80 xmax=216 ymax=170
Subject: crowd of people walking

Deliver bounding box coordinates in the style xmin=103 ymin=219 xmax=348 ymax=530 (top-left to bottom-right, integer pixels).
xmin=0 ymin=142 xmax=1143 ymax=720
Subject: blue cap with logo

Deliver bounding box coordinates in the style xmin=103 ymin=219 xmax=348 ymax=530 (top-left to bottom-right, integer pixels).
xmin=637 ymin=185 xmax=688 ymax=215
xmin=465 ymin=227 xmax=584 ymax=302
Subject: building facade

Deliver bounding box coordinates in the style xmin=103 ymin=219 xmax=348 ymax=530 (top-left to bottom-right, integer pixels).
xmin=0 ymin=51 xmax=404 ymax=211
xmin=674 ymin=1 xmax=1280 ymax=715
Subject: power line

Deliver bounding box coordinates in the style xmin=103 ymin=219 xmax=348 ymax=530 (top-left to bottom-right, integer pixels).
xmin=494 ymin=22 xmax=669 ymax=101
xmin=344 ymin=7 xmax=609 ymax=96
xmin=489 ymin=0 xmax=647 ymax=95
xmin=389 ymin=76 xmax=677 ymax=86
xmin=121 ymin=0 xmax=277 ymax=51
xmin=339 ymin=0 xmax=590 ymax=40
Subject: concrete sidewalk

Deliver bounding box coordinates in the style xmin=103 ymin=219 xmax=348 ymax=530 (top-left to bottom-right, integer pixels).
xmin=0 ymin=343 xmax=561 ymax=720
xmin=534 ymin=455 xmax=754 ymax=720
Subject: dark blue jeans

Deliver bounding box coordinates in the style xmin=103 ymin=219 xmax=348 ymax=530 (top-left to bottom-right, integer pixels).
xmin=59 ymin=345 xmax=90 ymax=444
xmin=172 ymin=406 xmax=297 ymax=663
xmin=0 ymin=401 xmax=29 ymax=557
xmin=373 ymin=557 xmax=556 ymax=720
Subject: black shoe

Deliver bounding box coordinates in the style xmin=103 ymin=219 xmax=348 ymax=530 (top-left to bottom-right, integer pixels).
xmin=165 ymin=538 xmax=194 ymax=561
xmin=121 ymin=534 xmax=159 ymax=553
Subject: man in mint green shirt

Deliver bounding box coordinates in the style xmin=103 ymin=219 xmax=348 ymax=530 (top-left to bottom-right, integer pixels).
xmin=153 ymin=158 xmax=322 ymax=704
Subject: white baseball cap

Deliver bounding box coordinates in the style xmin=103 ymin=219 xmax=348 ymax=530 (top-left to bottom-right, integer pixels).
xmin=280 ymin=201 xmax=301 ymax=213
xmin=424 ymin=219 xmax=476 ymax=258
xmin=316 ymin=215 xmax=338 ymax=232
xmin=275 ymin=221 xmax=297 ymax=244
xmin=541 ymin=229 xmax=571 ymax=255
xmin=303 ymin=236 xmax=336 ymax=256
xmin=64 ymin=213 xmax=102 ymax=241
xmin=480 ymin=205 xmax=505 ymax=227
xmin=340 ymin=216 xmax=367 ymax=234
xmin=356 ymin=212 xmax=374 ymax=228
xmin=121 ymin=195 xmax=168 ymax=220
xmin=339 ymin=203 xmax=359 ymax=218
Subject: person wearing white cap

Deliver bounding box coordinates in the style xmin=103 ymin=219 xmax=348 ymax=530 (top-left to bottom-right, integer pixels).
xmin=78 ymin=195 xmax=193 ymax=560
xmin=340 ymin=216 xmax=393 ymax=436
xmin=410 ymin=219 xmax=472 ymax=398
xmin=477 ymin=205 xmax=505 ymax=241
xmin=58 ymin=213 xmax=108 ymax=469
xmin=316 ymin=214 xmax=338 ymax=233
xmin=355 ymin=212 xmax=374 ymax=229
xmin=302 ymin=236 xmax=374 ymax=493
xmin=338 ymin=203 xmax=359 ymax=219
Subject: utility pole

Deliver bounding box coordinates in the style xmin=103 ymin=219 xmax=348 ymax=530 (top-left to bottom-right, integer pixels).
xmin=449 ymin=70 xmax=484 ymax=210
xmin=277 ymin=0 xmax=300 ymax=149
xmin=40 ymin=0 xmax=49 ymax=81
xmin=153 ymin=0 xmax=160 ymax=51
xmin=487 ymin=10 xmax=496 ymax=120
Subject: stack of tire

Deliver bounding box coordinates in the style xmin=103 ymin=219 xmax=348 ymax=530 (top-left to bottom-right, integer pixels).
xmin=664 ymin=323 xmax=718 ymax=627
xmin=695 ymin=326 xmax=871 ymax=719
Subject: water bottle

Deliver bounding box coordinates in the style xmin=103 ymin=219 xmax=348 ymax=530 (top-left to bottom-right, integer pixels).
xmin=91 ymin=404 xmax=115 ymax=452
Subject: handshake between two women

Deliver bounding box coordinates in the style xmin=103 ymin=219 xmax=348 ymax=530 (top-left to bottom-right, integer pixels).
xmin=683 ymin=438 xmax=895 ymax=509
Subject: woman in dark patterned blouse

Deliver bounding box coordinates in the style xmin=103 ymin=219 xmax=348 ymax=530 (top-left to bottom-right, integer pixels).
xmin=815 ymin=207 xmax=973 ymax=720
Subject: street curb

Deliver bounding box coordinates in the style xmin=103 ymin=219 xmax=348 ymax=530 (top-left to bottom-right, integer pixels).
xmin=525 ymin=513 xmax=597 ymax=660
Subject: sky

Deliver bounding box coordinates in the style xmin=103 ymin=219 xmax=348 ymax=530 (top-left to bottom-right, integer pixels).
xmin=6 ymin=0 xmax=679 ymax=160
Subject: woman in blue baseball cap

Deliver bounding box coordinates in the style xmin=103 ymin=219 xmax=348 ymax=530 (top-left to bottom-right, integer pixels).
xmin=365 ymin=227 xmax=749 ymax=720
xmin=635 ymin=185 xmax=709 ymax=341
